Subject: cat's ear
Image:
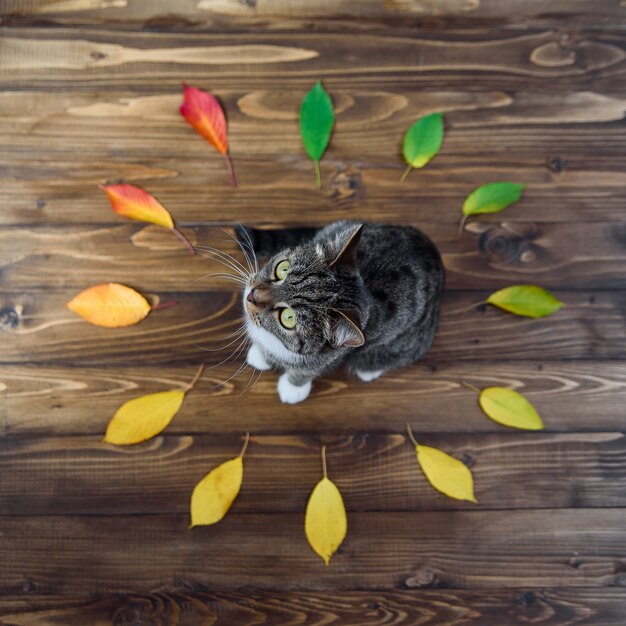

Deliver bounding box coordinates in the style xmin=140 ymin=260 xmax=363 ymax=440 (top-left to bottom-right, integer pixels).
xmin=330 ymin=308 xmax=365 ymax=348
xmin=328 ymin=224 xmax=363 ymax=269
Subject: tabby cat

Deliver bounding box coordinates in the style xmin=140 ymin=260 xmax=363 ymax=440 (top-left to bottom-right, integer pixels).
xmin=237 ymin=221 xmax=444 ymax=404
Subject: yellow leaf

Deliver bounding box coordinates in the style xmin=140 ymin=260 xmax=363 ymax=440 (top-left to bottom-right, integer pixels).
xmin=407 ymin=424 xmax=477 ymax=503
xmin=416 ymin=444 xmax=478 ymax=503
xmin=304 ymin=446 xmax=347 ymax=565
xmin=104 ymin=364 xmax=205 ymax=445
xmin=104 ymin=390 xmax=185 ymax=445
xmin=190 ymin=434 xmax=249 ymax=527
xmin=67 ymin=283 xmax=151 ymax=328
xmin=479 ymin=387 xmax=544 ymax=430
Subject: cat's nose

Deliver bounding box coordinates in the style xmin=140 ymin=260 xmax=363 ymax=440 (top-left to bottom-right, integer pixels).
xmin=247 ymin=287 xmax=272 ymax=308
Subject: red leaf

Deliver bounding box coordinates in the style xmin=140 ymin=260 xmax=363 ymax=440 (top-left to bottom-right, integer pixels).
xmin=180 ymin=84 xmax=236 ymax=187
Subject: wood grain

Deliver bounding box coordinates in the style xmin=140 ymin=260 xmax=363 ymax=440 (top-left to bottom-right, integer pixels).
xmin=0 ymin=28 xmax=624 ymax=94
xmin=1 ymin=432 xmax=624 ymax=515
xmin=1 ymin=222 xmax=625 ymax=291
xmin=1 ymin=510 xmax=626 ymax=593
xmin=2 ymin=0 xmax=625 ymax=30
xmin=1 ymin=288 xmax=624 ymax=365
xmin=2 ymin=589 xmax=626 ymax=626
xmin=4 ymin=362 xmax=626 ymax=436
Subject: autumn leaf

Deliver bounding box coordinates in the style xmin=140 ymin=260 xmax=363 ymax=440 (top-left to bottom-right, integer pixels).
xmin=486 ymin=285 xmax=564 ymax=318
xmin=104 ymin=363 xmax=205 ymax=445
xmin=180 ymin=83 xmax=236 ymax=187
xmin=407 ymin=424 xmax=478 ymax=503
xmin=400 ymin=112 xmax=444 ymax=183
xmin=190 ymin=433 xmax=249 ymax=527
xmin=100 ymin=183 xmax=195 ymax=254
xmin=464 ymin=383 xmax=544 ymax=430
xmin=300 ymin=81 xmax=334 ymax=188
xmin=67 ymin=283 xmax=151 ymax=327
xmin=459 ymin=181 xmax=524 ymax=233
xmin=305 ymin=445 xmax=347 ymax=565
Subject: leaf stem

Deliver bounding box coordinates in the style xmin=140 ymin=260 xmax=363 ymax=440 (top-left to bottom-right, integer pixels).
xmin=239 ymin=431 xmax=250 ymax=458
xmin=185 ymin=363 xmax=206 ymax=392
xmin=461 ymin=380 xmax=482 ymax=394
xmin=405 ymin=422 xmax=419 ymax=447
xmin=224 ymin=153 xmax=237 ymax=188
xmin=321 ymin=444 xmax=327 ymax=479
xmin=313 ymin=160 xmax=321 ymax=189
xmin=172 ymin=227 xmax=197 ymax=255
xmin=457 ymin=214 xmax=468 ymax=235
xmin=150 ymin=300 xmax=179 ymax=311
xmin=454 ymin=300 xmax=487 ymax=315
xmin=399 ymin=163 xmax=412 ymax=184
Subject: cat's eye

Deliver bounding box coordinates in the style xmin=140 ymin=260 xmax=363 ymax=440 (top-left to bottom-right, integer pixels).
xmin=274 ymin=260 xmax=290 ymax=281
xmin=279 ymin=307 xmax=296 ymax=329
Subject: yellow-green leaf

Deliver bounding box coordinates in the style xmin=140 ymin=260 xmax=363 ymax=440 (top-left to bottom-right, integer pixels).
xmin=479 ymin=387 xmax=544 ymax=430
xmin=190 ymin=457 xmax=244 ymax=527
xmin=305 ymin=446 xmax=347 ymax=565
xmin=104 ymin=390 xmax=185 ymax=445
xmin=414 ymin=442 xmax=478 ymax=503
xmin=486 ymin=285 xmax=563 ymax=318
xmin=400 ymin=112 xmax=444 ymax=182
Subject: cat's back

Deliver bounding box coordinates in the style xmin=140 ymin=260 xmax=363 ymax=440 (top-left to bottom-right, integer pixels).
xmin=317 ymin=220 xmax=444 ymax=293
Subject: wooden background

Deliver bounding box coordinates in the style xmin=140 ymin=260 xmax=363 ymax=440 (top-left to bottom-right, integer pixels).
xmin=1 ymin=0 xmax=626 ymax=624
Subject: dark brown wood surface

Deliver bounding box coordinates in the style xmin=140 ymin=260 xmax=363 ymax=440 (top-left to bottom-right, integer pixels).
xmin=1 ymin=1 xmax=625 ymax=624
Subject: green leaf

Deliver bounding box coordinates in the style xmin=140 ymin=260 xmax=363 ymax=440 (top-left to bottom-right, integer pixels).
xmin=479 ymin=387 xmax=544 ymax=430
xmin=401 ymin=113 xmax=444 ymax=182
xmin=300 ymin=81 xmax=334 ymax=187
xmin=460 ymin=181 xmax=524 ymax=231
xmin=487 ymin=285 xmax=564 ymax=318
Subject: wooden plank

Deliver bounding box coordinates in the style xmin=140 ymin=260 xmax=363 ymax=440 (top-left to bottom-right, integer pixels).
xmin=1 ymin=288 xmax=624 ymax=365
xmin=0 ymin=88 xmax=625 ymax=226
xmin=1 ymin=222 xmax=625 ymax=291
xmin=0 ymin=28 xmax=624 ymax=94
xmin=2 ymin=0 xmax=625 ymax=30
xmin=1 ymin=89 xmax=625 ymax=224
xmin=1 ymin=510 xmax=625 ymax=592
xmin=4 ymin=362 xmax=625 ymax=436
xmin=2 ymin=589 xmax=626 ymax=626
xmin=1 ymin=432 xmax=624 ymax=515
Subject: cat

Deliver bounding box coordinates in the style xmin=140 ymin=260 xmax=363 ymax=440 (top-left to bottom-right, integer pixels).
xmin=236 ymin=221 xmax=444 ymax=404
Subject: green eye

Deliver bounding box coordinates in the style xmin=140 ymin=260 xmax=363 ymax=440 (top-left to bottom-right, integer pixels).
xmin=279 ymin=307 xmax=296 ymax=329
xmin=275 ymin=260 xmax=290 ymax=280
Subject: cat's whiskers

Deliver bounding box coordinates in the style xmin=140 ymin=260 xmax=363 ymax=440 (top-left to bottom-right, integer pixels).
xmin=239 ymin=366 xmax=263 ymax=397
xmin=220 ymin=226 xmax=258 ymax=275
xmin=191 ymin=272 xmax=248 ymax=287
xmin=192 ymin=327 xmax=248 ymax=353
xmin=208 ymin=339 xmax=252 ymax=391
xmin=195 ymin=246 xmax=250 ymax=280
xmin=236 ymin=225 xmax=259 ymax=273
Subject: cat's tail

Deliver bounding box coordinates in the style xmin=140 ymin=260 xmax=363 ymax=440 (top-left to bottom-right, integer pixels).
xmin=235 ymin=225 xmax=318 ymax=259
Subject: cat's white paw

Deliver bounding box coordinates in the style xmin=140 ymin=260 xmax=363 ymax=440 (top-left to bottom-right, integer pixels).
xmin=356 ymin=369 xmax=383 ymax=382
xmin=246 ymin=344 xmax=272 ymax=371
xmin=277 ymin=374 xmax=311 ymax=404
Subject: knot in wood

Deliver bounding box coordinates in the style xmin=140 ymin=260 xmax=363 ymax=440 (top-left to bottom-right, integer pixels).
xmin=478 ymin=225 xmax=537 ymax=265
xmin=0 ymin=306 xmax=21 ymax=331
xmin=405 ymin=567 xmax=438 ymax=588
xmin=114 ymin=597 xmax=165 ymax=626
xmin=330 ymin=167 xmax=362 ymax=203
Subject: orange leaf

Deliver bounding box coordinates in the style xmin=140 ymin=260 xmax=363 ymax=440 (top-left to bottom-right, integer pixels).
xmin=67 ymin=283 xmax=151 ymax=327
xmin=100 ymin=183 xmax=174 ymax=229
xmin=100 ymin=183 xmax=195 ymax=254
xmin=180 ymin=84 xmax=236 ymax=187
